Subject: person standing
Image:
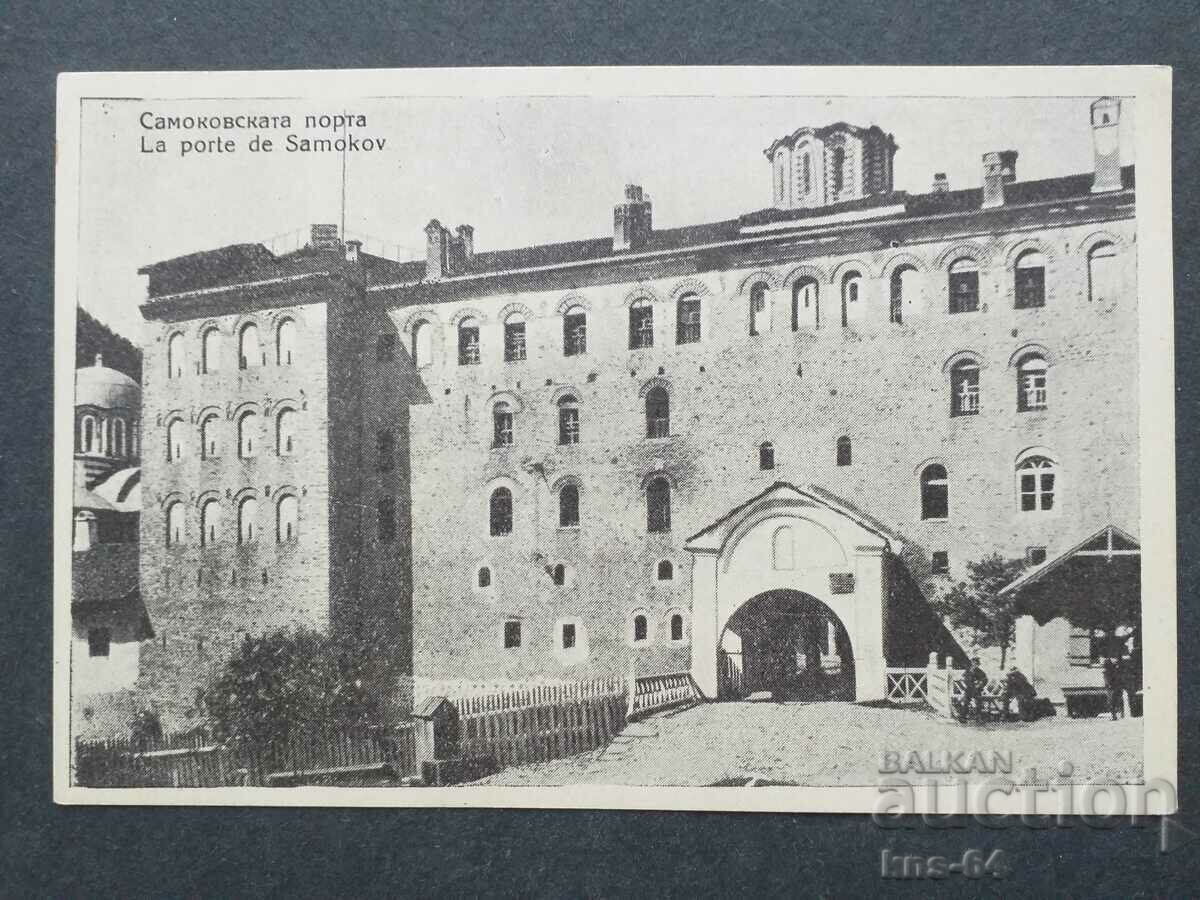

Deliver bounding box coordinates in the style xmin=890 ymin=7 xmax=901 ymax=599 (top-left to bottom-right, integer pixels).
xmin=1103 ymin=656 xmax=1124 ymax=720
xmin=962 ymin=657 xmax=987 ymax=722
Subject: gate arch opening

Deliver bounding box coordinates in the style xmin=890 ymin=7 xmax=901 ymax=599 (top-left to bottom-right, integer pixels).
xmin=718 ymin=589 xmax=855 ymax=701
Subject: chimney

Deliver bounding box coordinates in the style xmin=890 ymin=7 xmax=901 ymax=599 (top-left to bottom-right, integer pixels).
xmin=1090 ymin=97 xmax=1122 ymax=193
xmin=424 ymin=219 xmax=449 ymax=280
xmin=310 ymin=223 xmax=341 ymax=252
xmin=456 ymin=225 xmax=474 ymax=262
xmin=932 ymin=172 xmax=950 ymax=194
xmin=613 ymin=184 xmax=652 ymax=252
xmin=344 ymin=240 xmax=362 ymax=263
xmin=981 ymin=151 xmax=1016 ymax=208
xmin=94 ymin=353 xmax=104 ymax=367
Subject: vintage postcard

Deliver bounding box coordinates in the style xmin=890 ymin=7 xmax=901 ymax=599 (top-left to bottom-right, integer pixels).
xmin=54 ymin=66 xmax=1175 ymax=813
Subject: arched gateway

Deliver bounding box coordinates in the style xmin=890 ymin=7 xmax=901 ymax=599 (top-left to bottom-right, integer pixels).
xmin=684 ymin=483 xmax=890 ymax=703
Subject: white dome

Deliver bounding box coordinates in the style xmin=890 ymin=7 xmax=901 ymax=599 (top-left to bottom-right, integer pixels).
xmin=76 ymin=354 xmax=140 ymax=411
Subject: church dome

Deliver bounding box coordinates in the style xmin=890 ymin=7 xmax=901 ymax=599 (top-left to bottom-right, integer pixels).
xmin=75 ymin=354 xmax=140 ymax=410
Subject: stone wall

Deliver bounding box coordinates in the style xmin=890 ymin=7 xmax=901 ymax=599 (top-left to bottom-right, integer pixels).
xmin=401 ymin=216 xmax=1138 ymax=685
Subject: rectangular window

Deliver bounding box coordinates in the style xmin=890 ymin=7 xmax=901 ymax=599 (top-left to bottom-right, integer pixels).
xmin=88 ymin=627 xmax=111 ymax=658
xmin=504 ymin=620 xmax=522 ymax=649
xmin=564 ymin=313 xmax=587 ymax=356
xmin=558 ymin=408 xmax=579 ymax=445
xmin=377 ymin=430 xmax=395 ymax=472
xmin=493 ymin=411 xmax=513 ymax=447
xmin=948 ymin=270 xmax=979 ymax=313
xmin=562 ymin=622 xmax=576 ymax=650
xmin=930 ymin=551 xmax=949 ymax=574
xmin=676 ymin=298 xmax=701 ymax=344
xmin=1021 ymin=371 xmax=1047 ymax=411
xmin=951 ymin=365 xmax=980 ymax=417
xmin=1025 ymin=546 xmax=1047 ymax=566
xmin=1014 ymin=267 xmax=1045 ymax=309
xmin=458 ymin=327 xmax=480 ymax=365
xmin=377 ymin=496 xmax=396 ymax=543
xmin=504 ymin=322 xmax=526 ymax=362
xmin=629 ymin=306 xmax=654 ymax=349
xmin=1068 ymin=626 xmax=1099 ymax=667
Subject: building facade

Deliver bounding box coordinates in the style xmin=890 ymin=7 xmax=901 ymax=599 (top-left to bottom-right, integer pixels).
xmin=134 ymin=97 xmax=1137 ymax=721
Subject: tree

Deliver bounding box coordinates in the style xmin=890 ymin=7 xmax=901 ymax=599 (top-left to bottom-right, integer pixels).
xmin=933 ymin=553 xmax=1026 ymax=669
xmin=203 ymin=627 xmax=385 ymax=746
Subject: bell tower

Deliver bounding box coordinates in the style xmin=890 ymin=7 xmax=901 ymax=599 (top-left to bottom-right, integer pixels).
xmin=1090 ymin=97 xmax=1123 ymax=193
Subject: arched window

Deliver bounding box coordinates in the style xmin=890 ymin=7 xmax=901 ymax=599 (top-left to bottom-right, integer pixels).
xmin=238 ymin=411 xmax=258 ymax=458
xmin=801 ymin=153 xmax=812 ymax=195
xmin=670 ymin=613 xmax=685 ymax=642
xmin=492 ymin=401 xmax=513 ymax=448
xmin=276 ymin=408 xmax=297 ymax=456
xmin=841 ymin=271 xmax=862 ymax=326
xmin=657 ymin=560 xmax=674 ymax=581
xmin=633 ymin=613 xmax=648 ymax=643
xmin=1088 ymin=241 xmax=1118 ymax=303
xmin=774 ymin=152 xmax=787 ymax=204
xmin=113 ymin=418 xmax=126 ymax=457
xmin=563 ymin=306 xmax=587 ymax=356
xmin=836 ymin=435 xmax=852 ymax=467
xmin=376 ymin=429 xmax=394 ymax=472
xmin=759 ymin=441 xmax=775 ymax=471
xmin=166 ymin=501 xmax=185 ymax=546
xmin=676 ymin=294 xmax=701 ymax=344
xmin=558 ymin=483 xmax=580 ymax=528
xmin=749 ymin=282 xmax=769 ymax=336
xmin=277 ymin=318 xmax=297 ymax=366
xmin=920 ymin=464 xmax=949 ymax=520
xmin=458 ymin=317 xmax=480 ymax=365
xmin=238 ymin=496 xmax=258 ymax=544
xmin=411 ymin=320 xmax=433 ymax=368
xmin=948 ymin=259 xmax=980 ymax=313
xmin=551 ymin=564 xmax=567 ymax=586
xmin=80 ymin=415 xmax=96 ymax=454
xmin=166 ymin=418 xmax=185 ymax=462
xmin=950 ymin=359 xmax=980 ymax=417
xmin=1014 ymin=250 xmax=1046 ymax=309
xmin=792 ymin=278 xmax=819 ymax=330
xmin=202 ymin=327 xmax=221 ymax=374
xmin=477 ymin=566 xmax=491 ymax=588
xmin=831 ymin=146 xmax=846 ymax=194
xmin=629 ymin=298 xmax=654 ymax=349
xmin=558 ymin=395 xmax=580 ymax=445
xmin=503 ymin=312 xmax=526 ymax=363
xmin=772 ymin=525 xmax=795 ymax=570
xmin=890 ymin=266 xmax=919 ymax=324
xmin=645 ymin=386 xmax=670 ymax=439
xmin=277 ymin=495 xmax=299 ymax=542
xmin=1017 ymin=354 xmax=1049 ymax=412
xmin=200 ymin=499 xmax=222 ymax=546
xmin=200 ymin=413 xmax=220 ymax=459
xmin=167 ymin=332 xmax=185 ymax=380
xmin=646 ymin=477 xmax=671 ymax=533
xmin=1017 ymin=455 xmax=1057 ymax=513
xmin=489 ymin=487 xmax=513 ymax=536
xmin=238 ymin=322 xmax=261 ymax=369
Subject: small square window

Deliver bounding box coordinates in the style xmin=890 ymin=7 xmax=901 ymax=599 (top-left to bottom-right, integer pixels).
xmin=1025 ymin=546 xmax=1047 ymax=566
xmin=562 ymin=622 xmax=576 ymax=650
xmin=504 ymin=620 xmax=521 ymax=649
xmin=931 ymin=551 xmax=949 ymax=574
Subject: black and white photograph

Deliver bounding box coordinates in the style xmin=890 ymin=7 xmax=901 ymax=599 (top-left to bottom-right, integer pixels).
xmin=54 ymin=67 xmax=1175 ymax=812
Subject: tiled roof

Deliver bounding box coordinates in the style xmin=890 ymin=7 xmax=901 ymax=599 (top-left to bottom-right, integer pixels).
xmin=72 ymin=543 xmax=139 ymax=606
xmin=138 ymin=165 xmax=1135 ymax=305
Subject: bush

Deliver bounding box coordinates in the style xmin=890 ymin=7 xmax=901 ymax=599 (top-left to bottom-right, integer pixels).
xmin=204 ymin=627 xmax=384 ymax=746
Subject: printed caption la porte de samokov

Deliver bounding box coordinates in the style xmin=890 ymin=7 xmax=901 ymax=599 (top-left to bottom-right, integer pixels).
xmin=138 ymin=111 xmax=387 ymax=157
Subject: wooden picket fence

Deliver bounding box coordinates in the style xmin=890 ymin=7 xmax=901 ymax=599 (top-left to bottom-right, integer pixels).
xmin=628 ymin=671 xmax=701 ymax=720
xmin=457 ymin=690 xmax=628 ymax=769
xmin=74 ymin=724 xmax=419 ymax=788
xmin=452 ymin=676 xmax=625 ymax=716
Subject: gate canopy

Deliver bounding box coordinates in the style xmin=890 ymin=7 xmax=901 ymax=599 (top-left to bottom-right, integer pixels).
xmin=998 ymin=524 xmax=1140 ymax=627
